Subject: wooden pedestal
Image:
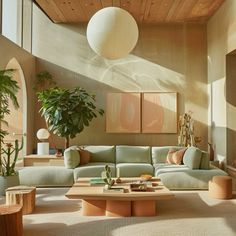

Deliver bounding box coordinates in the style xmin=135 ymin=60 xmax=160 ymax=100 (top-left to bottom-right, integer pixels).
xmin=6 ymin=186 xmax=36 ymax=215
xmin=132 ymin=200 xmax=156 ymax=216
xmin=0 ymin=204 xmax=23 ymax=236
xmin=82 ymin=200 xmax=106 ymax=216
xmin=106 ymin=200 xmax=131 ymax=217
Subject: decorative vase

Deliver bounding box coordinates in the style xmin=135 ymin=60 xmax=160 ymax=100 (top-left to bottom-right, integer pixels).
xmin=208 ymin=142 xmax=215 ymax=161
xmin=0 ymin=175 xmax=20 ymax=196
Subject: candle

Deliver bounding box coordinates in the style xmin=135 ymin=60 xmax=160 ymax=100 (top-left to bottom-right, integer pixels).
xmin=117 ymin=167 xmax=120 ymax=178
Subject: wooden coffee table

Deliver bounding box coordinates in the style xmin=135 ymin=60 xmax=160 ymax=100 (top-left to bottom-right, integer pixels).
xmin=65 ymin=178 xmax=174 ymax=217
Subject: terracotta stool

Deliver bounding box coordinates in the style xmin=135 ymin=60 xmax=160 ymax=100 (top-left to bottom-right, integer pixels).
xmin=209 ymin=176 xmax=232 ymax=199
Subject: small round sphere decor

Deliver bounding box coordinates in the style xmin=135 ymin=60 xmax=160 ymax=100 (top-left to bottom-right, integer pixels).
xmin=86 ymin=7 xmax=139 ymax=60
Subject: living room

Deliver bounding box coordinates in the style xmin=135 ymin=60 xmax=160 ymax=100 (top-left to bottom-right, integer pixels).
xmin=0 ymin=0 xmax=236 ymax=235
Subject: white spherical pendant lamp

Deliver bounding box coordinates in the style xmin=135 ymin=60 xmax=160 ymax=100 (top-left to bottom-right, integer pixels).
xmin=86 ymin=7 xmax=139 ymax=60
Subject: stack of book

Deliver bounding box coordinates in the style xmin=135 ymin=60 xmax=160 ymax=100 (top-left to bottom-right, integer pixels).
xmin=90 ymin=178 xmax=105 ymax=185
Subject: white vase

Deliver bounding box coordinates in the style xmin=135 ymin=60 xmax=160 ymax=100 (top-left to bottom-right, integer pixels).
xmin=0 ymin=175 xmax=20 ymax=196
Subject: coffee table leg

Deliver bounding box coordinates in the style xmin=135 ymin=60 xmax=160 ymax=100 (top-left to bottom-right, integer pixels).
xmin=106 ymin=200 xmax=131 ymax=217
xmin=132 ymin=200 xmax=156 ymax=216
xmin=82 ymin=200 xmax=106 ymax=216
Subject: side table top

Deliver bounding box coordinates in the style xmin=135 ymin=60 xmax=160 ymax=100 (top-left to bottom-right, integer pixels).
xmin=0 ymin=204 xmax=22 ymax=215
xmin=24 ymin=155 xmax=63 ymax=159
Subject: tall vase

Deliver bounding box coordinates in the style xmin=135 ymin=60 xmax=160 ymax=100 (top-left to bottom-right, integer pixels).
xmin=208 ymin=142 xmax=215 ymax=161
xmin=0 ymin=175 xmax=20 ymax=195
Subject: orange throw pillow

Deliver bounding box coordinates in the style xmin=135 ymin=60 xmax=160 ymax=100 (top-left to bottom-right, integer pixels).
xmin=77 ymin=147 xmax=90 ymax=165
xmin=166 ymin=148 xmax=186 ymax=165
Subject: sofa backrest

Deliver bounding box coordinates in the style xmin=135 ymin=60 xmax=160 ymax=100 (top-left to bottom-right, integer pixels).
xmin=152 ymin=146 xmax=184 ymax=164
xmin=84 ymin=145 xmax=115 ymax=163
xmin=116 ymin=145 xmax=151 ymax=164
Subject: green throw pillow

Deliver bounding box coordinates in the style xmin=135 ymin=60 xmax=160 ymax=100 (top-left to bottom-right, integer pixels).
xmin=64 ymin=148 xmax=80 ymax=169
xmin=183 ymin=147 xmax=202 ymax=169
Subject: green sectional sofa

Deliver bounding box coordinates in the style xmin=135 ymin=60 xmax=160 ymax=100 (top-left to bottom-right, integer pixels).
xmin=19 ymin=145 xmax=228 ymax=189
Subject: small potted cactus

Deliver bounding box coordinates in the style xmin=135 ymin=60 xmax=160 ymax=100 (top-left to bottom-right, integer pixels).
xmin=101 ymin=165 xmax=115 ymax=189
xmin=0 ymin=138 xmax=23 ymax=195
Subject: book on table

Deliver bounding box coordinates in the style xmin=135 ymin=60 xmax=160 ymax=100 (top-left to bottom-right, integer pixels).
xmin=90 ymin=178 xmax=105 ymax=185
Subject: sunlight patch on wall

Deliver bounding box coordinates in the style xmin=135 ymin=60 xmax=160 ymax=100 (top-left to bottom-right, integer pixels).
xmin=211 ymin=77 xmax=226 ymax=128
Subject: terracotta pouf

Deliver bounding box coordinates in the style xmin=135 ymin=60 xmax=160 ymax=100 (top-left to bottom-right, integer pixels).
xmin=209 ymin=176 xmax=232 ymax=199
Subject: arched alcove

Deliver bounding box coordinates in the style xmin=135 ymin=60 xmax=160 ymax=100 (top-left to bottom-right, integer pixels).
xmin=4 ymin=57 xmax=27 ymax=157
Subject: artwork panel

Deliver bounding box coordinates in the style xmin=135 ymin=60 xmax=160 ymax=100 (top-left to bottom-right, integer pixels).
xmin=106 ymin=93 xmax=141 ymax=133
xmin=142 ymin=92 xmax=177 ymax=133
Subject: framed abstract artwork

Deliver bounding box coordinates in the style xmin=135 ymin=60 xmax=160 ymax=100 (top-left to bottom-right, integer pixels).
xmin=106 ymin=93 xmax=141 ymax=133
xmin=142 ymin=92 xmax=177 ymax=133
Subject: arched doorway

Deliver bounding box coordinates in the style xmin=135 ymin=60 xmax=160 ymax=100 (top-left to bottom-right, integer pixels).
xmin=4 ymin=58 xmax=27 ymax=158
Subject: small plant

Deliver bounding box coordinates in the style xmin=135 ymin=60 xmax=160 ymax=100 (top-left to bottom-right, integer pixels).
xmin=101 ymin=165 xmax=115 ymax=189
xmin=1 ymin=138 xmax=23 ymax=176
xmin=34 ymin=71 xmax=56 ymax=91
xmin=178 ymin=111 xmax=195 ymax=147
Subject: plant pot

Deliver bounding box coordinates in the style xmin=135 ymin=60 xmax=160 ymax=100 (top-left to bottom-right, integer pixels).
xmin=0 ymin=175 xmax=20 ymax=196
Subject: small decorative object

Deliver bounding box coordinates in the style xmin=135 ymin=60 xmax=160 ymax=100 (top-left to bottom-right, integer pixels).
xmin=115 ymin=167 xmax=122 ymax=183
xmin=178 ymin=111 xmax=196 ymax=147
xmin=36 ymin=128 xmax=50 ymax=155
xmin=55 ymin=149 xmax=63 ymax=157
xmin=208 ymin=142 xmax=215 ymax=161
xmin=87 ymin=7 xmax=139 ymax=59
xmin=101 ymin=165 xmax=115 ymax=189
xmin=130 ymin=183 xmax=147 ymax=192
xmin=140 ymin=174 xmax=152 ymax=181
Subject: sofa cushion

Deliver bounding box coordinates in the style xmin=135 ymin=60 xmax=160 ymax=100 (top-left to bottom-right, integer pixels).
xmin=157 ymin=166 xmax=228 ymax=190
xmin=200 ymin=151 xmax=210 ymax=169
xmin=116 ymin=163 xmax=154 ymax=177
xmin=83 ymin=146 xmax=115 ymax=163
xmin=152 ymin=146 xmax=184 ymax=164
xmin=77 ymin=148 xmax=90 ymax=165
xmin=166 ymin=148 xmax=186 ymax=165
xmin=116 ymin=146 xmax=151 ymax=164
xmin=64 ymin=148 xmax=80 ymax=169
xmin=183 ymin=147 xmax=202 ymax=169
xmin=73 ymin=162 xmax=115 ymax=180
xmin=154 ymin=163 xmax=189 ymax=176
xmin=19 ymin=166 xmax=74 ymax=187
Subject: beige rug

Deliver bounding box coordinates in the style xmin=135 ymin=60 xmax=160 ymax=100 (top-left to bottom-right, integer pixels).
xmin=1 ymin=186 xmax=236 ymax=236
xmin=2 ymin=187 xmax=236 ymax=236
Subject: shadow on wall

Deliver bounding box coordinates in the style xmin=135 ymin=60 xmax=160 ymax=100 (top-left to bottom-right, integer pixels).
xmin=34 ymin=58 xmax=208 ymax=151
xmin=32 ymin=7 xmax=208 ymax=110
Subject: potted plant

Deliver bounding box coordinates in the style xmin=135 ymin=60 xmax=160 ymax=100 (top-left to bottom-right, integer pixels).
xmin=0 ymin=69 xmax=21 ymax=195
xmin=38 ymin=87 xmax=104 ymax=148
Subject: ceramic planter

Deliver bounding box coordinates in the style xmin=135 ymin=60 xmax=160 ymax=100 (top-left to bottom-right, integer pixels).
xmin=0 ymin=175 xmax=20 ymax=195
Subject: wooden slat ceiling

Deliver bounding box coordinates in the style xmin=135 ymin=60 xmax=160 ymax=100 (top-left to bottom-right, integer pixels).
xmin=34 ymin=0 xmax=225 ymax=24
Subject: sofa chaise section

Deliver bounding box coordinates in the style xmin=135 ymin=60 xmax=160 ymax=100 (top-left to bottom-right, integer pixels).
xmin=152 ymin=146 xmax=228 ymax=189
xmin=19 ymin=166 xmax=74 ymax=187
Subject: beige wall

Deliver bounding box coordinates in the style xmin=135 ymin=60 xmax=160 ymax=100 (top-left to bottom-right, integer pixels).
xmin=207 ymin=0 xmax=236 ymax=167
xmin=0 ymin=35 xmax=35 ymax=154
xmin=32 ymin=4 xmax=208 ymax=150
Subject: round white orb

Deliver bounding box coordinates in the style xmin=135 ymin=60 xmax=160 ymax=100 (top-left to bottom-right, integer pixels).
xmin=37 ymin=128 xmax=50 ymax=140
xmin=86 ymin=7 xmax=139 ymax=60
